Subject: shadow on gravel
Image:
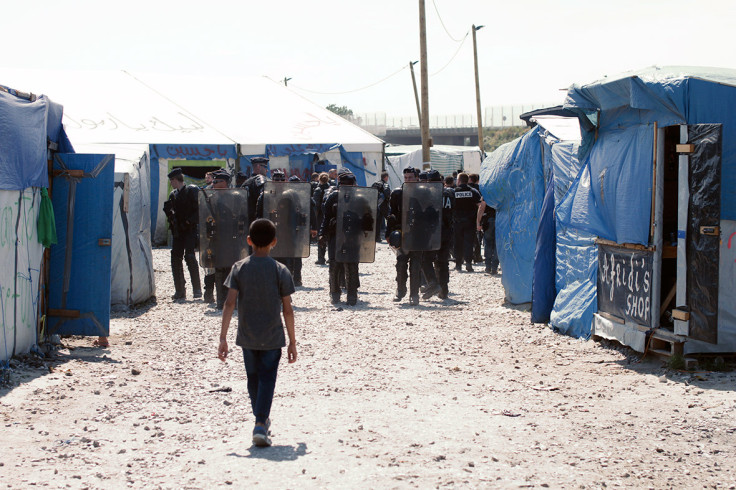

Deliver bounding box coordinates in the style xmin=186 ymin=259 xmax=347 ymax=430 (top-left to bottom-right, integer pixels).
xmin=0 ymin=346 xmax=121 ymax=395
xmin=111 ymin=297 xmax=160 ymax=319
xmin=228 ymin=442 xmax=308 ymax=461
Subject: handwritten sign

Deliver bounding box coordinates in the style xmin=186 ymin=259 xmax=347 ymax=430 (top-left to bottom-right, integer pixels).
xmin=597 ymin=244 xmax=653 ymax=327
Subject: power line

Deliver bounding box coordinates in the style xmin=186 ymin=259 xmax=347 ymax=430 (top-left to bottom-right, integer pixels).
xmin=430 ymin=31 xmax=469 ymax=76
xmin=432 ymin=0 xmax=465 ymax=42
xmin=290 ymin=64 xmax=409 ymax=95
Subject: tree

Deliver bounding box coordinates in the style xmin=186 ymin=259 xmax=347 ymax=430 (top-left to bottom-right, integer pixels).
xmin=482 ymin=126 xmax=530 ymax=153
xmin=326 ymin=104 xmax=354 ymax=118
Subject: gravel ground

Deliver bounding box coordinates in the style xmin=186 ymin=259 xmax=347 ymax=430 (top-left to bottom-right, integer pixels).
xmin=2 ymin=242 xmax=736 ymax=489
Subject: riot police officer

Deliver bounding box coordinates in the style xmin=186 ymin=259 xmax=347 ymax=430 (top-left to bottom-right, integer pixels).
xmin=242 ymin=156 xmax=269 ymax=225
xmin=386 ymin=166 xmax=423 ymax=305
xmin=428 ymin=170 xmax=455 ymax=299
xmin=312 ymin=172 xmax=331 ymax=265
xmin=163 ymin=168 xmax=202 ymax=300
xmin=319 ymin=169 xmax=367 ymax=306
xmin=453 ymin=173 xmax=482 ymax=272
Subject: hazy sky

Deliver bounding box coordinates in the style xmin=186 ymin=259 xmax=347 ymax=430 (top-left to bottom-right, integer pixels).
xmin=3 ymin=0 xmax=735 ymax=117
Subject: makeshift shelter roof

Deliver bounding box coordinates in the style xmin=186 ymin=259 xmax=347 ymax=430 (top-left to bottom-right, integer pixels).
xmin=133 ymin=73 xmax=384 ymax=154
xmin=0 ymin=69 xmax=384 ymax=153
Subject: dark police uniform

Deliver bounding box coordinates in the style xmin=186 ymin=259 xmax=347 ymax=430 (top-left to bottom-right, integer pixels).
xmin=241 ymin=156 xmax=270 ymax=226
xmin=371 ymin=179 xmax=391 ymax=242
xmin=436 ymin=180 xmax=455 ymax=297
xmin=163 ymin=168 xmax=202 ymax=299
xmin=312 ymin=180 xmax=331 ymax=265
xmin=318 ymin=171 xmax=360 ymax=305
xmin=387 ymin=186 xmax=424 ymax=304
xmin=452 ymin=181 xmax=482 ymax=271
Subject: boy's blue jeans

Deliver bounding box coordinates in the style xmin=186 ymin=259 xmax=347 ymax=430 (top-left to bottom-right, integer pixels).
xmin=242 ymin=348 xmax=282 ymax=425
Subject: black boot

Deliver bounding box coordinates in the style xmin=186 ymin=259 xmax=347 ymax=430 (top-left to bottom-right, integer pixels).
xmin=394 ymin=263 xmax=408 ymax=301
xmin=185 ymin=252 xmax=202 ymax=297
xmin=329 ymin=262 xmax=341 ymax=303
xmin=345 ymin=263 xmax=359 ymax=306
xmin=203 ymin=273 xmax=215 ymax=303
xmin=215 ymin=268 xmax=229 ymax=310
xmin=171 ymin=261 xmax=186 ymax=300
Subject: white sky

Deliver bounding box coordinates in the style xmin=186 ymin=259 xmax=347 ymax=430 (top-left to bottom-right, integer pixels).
xmin=2 ymin=0 xmax=735 ymax=117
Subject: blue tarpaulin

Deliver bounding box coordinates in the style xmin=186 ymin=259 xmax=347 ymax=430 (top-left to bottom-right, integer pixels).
xmin=479 ymin=126 xmax=543 ymax=304
xmin=556 ymin=124 xmax=654 ymax=245
xmin=531 ymin=158 xmax=556 ymax=323
xmin=0 ymin=92 xmax=48 ymax=190
xmin=548 ymin=141 xmax=597 ymax=338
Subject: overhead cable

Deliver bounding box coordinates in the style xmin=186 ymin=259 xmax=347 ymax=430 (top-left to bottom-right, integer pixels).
xmin=290 ymin=64 xmax=409 ymax=95
xmin=432 ymin=0 xmax=466 ymax=43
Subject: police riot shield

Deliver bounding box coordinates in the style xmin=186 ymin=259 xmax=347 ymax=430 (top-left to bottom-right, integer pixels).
xmin=263 ymin=181 xmax=312 ymax=258
xmin=198 ymin=189 xmax=249 ymax=268
xmin=336 ymin=186 xmax=378 ymax=263
xmin=401 ymin=182 xmax=443 ymax=252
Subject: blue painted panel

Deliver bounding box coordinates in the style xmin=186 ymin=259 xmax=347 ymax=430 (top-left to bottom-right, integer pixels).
xmin=49 ymin=154 xmax=114 ymax=336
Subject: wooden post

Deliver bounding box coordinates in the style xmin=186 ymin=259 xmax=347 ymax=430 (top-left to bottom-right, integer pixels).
xmin=419 ymin=0 xmax=431 ymax=163
xmin=409 ymin=61 xmax=421 ymax=122
xmin=472 ymin=25 xmax=484 ymax=153
xmin=650 ymin=121 xmax=658 ymax=243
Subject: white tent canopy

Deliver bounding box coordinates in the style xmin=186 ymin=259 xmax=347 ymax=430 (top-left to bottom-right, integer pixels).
xmin=0 ymin=68 xmax=384 ymax=153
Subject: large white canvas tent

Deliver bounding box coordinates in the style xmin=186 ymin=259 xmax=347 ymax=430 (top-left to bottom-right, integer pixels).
xmin=1 ymin=68 xmax=386 ymax=294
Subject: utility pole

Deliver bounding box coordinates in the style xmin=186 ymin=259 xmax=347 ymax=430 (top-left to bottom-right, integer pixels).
xmin=472 ymin=24 xmax=485 ymax=154
xmin=419 ymin=0 xmax=431 ymax=163
xmin=409 ymin=61 xmax=421 ymax=124
xmin=283 ymin=77 xmax=292 ymax=86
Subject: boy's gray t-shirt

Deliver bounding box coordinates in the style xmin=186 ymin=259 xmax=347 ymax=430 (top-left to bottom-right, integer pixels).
xmin=224 ymin=255 xmax=295 ymax=350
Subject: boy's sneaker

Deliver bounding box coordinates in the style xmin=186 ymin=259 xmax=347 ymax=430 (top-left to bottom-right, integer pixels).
xmin=252 ymin=425 xmax=272 ymax=447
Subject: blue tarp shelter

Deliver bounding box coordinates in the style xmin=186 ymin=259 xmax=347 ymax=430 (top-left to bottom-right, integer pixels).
xmin=481 ymin=66 xmax=736 ymax=354
xmin=0 ymin=85 xmax=73 ymax=362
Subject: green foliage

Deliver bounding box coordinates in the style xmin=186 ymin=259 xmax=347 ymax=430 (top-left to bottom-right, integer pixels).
xmin=326 ymin=104 xmax=354 ymax=118
xmin=482 ymin=126 xmax=530 ymax=153
xmin=666 ymin=354 xmax=686 ymax=371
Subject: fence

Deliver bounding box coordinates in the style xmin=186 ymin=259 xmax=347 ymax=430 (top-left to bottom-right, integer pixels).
xmin=354 ymin=103 xmax=557 ymax=134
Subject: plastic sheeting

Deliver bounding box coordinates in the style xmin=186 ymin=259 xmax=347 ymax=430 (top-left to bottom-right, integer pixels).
xmin=479 ymin=126 xmax=543 ymax=304
xmin=548 ymin=141 xmax=598 ymax=339
xmin=685 ymin=219 xmax=736 ymax=354
xmin=0 ymin=91 xmax=50 ymax=190
xmin=564 ymin=66 xmax=736 ymax=221
xmin=684 ymin=124 xmax=722 ymax=344
xmin=0 ymin=188 xmax=44 ymax=362
xmin=111 ymin=153 xmax=155 ymax=306
xmin=556 ymin=124 xmax=654 ymax=245
xmin=531 ymin=161 xmax=556 ymax=323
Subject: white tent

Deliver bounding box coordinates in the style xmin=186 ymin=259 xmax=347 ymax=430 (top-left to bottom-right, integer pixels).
xmin=384 ymin=145 xmax=482 ymax=189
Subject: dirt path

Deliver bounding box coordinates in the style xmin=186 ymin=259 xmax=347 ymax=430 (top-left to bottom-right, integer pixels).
xmin=2 ymin=244 xmax=735 ymax=488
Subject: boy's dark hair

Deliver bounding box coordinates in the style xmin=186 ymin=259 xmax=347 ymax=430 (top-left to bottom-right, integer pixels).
xmin=381 ymin=171 xmax=389 ymax=180
xmin=249 ymin=219 xmax=277 ymax=248
xmin=469 ymin=173 xmax=480 ymax=183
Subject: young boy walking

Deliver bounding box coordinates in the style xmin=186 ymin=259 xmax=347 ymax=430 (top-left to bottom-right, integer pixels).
xmin=217 ymin=219 xmax=297 ymax=447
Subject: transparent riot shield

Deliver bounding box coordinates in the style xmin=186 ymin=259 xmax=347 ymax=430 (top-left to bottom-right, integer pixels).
xmin=401 ymin=182 xmax=443 ymax=252
xmin=198 ymin=189 xmax=249 ymax=268
xmin=336 ymin=186 xmax=378 ymax=263
xmin=262 ymin=181 xmax=312 ymax=258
